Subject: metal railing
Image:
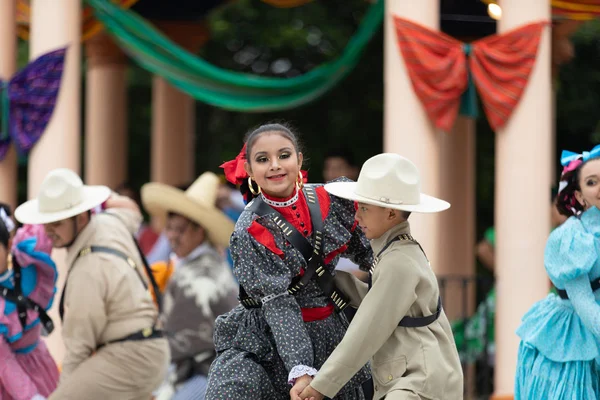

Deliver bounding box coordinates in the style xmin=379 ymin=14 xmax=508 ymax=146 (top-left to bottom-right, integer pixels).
xmin=438 ymin=274 xmax=495 ymax=399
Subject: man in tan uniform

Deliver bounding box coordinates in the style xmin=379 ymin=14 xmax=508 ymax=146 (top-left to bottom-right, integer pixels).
xmin=291 ymin=154 xmax=463 ymax=400
xmin=15 ymin=168 xmax=169 ymax=400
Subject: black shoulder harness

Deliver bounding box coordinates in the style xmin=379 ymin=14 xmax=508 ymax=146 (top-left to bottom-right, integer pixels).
xmin=0 ymin=254 xmax=54 ymax=334
xmin=239 ymin=186 xmax=349 ymax=312
xmin=370 ymin=234 xmax=442 ymax=328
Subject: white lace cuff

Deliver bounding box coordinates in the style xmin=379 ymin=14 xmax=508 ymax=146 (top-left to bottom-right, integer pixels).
xmin=288 ymin=365 xmax=318 ymax=384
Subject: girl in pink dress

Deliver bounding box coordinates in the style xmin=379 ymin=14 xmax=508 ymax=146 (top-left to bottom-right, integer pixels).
xmin=0 ymin=211 xmax=59 ymax=400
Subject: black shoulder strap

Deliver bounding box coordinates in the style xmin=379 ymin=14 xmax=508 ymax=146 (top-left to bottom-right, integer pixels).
xmin=131 ymin=237 xmax=163 ymax=311
xmin=374 ymin=233 xmax=428 ymax=261
xmin=242 ymin=187 xmax=350 ymax=311
xmin=12 ymin=255 xmax=28 ymax=329
xmin=399 ymin=297 xmax=442 ymax=328
xmin=59 ymin=244 xmax=161 ymax=321
xmin=1 ymin=254 xmax=55 ymax=334
xmin=100 ymin=212 xmax=163 ymax=311
xmin=246 ymin=187 xmax=324 ymax=267
xmin=298 ymin=186 xmax=329 ymax=289
xmin=369 ymin=233 xmax=442 ymax=328
xmin=369 ymin=233 xmax=418 ymax=289
xmin=246 ymin=190 xmax=315 ymax=263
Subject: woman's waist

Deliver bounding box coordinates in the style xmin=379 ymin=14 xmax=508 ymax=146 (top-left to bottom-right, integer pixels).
xmin=240 ymin=292 xmax=336 ymax=322
xmin=7 ymin=330 xmax=41 ymax=353
xmin=517 ymin=294 xmax=600 ymax=361
xmin=546 ymin=292 xmax=600 ymax=308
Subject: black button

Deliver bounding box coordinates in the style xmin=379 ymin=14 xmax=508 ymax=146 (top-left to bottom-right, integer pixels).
xmin=300 ymin=222 xmax=305 ymax=227
xmin=303 ymin=230 xmax=309 ymax=235
xmin=292 ymin=205 xmax=297 ymax=210
xmin=296 ymin=213 xmax=301 ymax=218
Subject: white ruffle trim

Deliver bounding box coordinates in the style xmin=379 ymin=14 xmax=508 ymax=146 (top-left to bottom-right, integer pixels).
xmin=288 ymin=365 xmax=318 ymax=384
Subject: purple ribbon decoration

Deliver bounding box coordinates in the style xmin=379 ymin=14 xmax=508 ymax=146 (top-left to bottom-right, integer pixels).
xmin=0 ymin=47 xmax=67 ymax=161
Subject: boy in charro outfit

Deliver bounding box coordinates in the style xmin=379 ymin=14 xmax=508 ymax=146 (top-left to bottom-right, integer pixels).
xmin=291 ymin=153 xmax=463 ymax=400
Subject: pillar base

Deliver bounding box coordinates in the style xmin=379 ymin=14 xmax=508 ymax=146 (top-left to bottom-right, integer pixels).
xmin=491 ymin=394 xmax=514 ymax=400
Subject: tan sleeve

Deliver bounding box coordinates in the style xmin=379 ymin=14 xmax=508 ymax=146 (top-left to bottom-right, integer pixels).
xmin=334 ymin=271 xmax=368 ymax=308
xmin=311 ymin=250 xmax=421 ymax=398
xmin=60 ymin=256 xmax=108 ymax=382
xmin=104 ymin=207 xmax=143 ymax=236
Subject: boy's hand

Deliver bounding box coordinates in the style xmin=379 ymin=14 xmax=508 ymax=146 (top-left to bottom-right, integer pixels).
xmin=289 ymin=375 xmax=313 ymax=400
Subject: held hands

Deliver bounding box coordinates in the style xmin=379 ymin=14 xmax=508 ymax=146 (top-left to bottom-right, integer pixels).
xmin=289 ymin=375 xmax=324 ymax=400
xmin=290 ymin=375 xmax=312 ymax=400
xmin=299 ymin=385 xmax=324 ymax=400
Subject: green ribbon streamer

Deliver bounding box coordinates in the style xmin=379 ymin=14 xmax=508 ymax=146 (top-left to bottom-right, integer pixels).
xmin=85 ymin=0 xmax=383 ymax=112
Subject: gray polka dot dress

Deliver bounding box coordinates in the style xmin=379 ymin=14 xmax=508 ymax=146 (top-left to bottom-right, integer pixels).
xmin=206 ymin=183 xmax=373 ymax=399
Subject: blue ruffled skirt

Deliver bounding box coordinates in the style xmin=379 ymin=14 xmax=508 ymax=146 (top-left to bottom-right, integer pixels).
xmin=515 ymin=342 xmax=599 ymax=400
xmin=515 ymin=294 xmax=600 ymax=399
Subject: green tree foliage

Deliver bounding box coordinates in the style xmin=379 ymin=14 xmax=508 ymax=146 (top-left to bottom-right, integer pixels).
xmin=556 ymin=20 xmax=600 ymax=163
xmin=126 ymin=0 xmax=382 ymax=189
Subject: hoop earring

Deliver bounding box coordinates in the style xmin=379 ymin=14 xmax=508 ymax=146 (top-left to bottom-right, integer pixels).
xmin=296 ymin=171 xmax=304 ymax=190
xmin=248 ymin=176 xmax=261 ymax=196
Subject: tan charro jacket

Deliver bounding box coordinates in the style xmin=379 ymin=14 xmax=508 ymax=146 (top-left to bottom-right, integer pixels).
xmin=311 ymin=221 xmax=463 ymax=400
xmin=60 ymin=206 xmax=159 ymax=381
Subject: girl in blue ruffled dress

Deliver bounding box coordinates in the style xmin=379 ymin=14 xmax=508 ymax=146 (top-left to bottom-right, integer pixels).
xmin=515 ymin=145 xmax=600 ymax=399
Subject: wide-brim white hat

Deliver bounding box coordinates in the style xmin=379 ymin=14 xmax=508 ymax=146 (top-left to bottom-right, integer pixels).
xmin=15 ymin=168 xmax=112 ymax=225
xmin=141 ymin=172 xmax=234 ymax=248
xmin=325 ymin=153 xmax=450 ymax=213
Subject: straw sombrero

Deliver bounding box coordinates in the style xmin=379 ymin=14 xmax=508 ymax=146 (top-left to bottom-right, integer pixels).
xmin=141 ymin=172 xmax=234 ymax=248
xmin=15 ymin=168 xmax=111 ymax=225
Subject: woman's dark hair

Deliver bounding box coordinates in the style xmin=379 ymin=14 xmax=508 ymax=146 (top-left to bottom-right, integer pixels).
xmin=240 ymin=122 xmax=303 ymax=200
xmin=244 ymin=123 xmax=301 ymax=160
xmin=556 ymin=161 xmax=591 ymax=217
xmin=0 ymin=203 xmax=12 ymax=248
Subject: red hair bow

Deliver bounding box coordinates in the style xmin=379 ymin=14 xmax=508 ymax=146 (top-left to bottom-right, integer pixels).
xmin=220 ymin=144 xmax=248 ymax=186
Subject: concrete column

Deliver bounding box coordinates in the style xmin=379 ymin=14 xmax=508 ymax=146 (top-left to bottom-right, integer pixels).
xmin=493 ymin=1 xmax=552 ymax=398
xmin=384 ymin=0 xmax=442 ymax=271
xmin=150 ymin=76 xmax=195 ymax=186
xmin=28 ymin=0 xmax=81 ymax=196
xmin=28 ymin=0 xmax=82 ymax=365
xmin=149 ymin=21 xmax=208 ymax=187
xmin=84 ymin=33 xmax=128 ymax=189
xmin=0 ymin=0 xmax=17 ymax=211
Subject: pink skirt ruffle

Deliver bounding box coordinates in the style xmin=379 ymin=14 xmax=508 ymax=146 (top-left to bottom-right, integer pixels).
xmin=0 ymin=340 xmax=58 ymax=399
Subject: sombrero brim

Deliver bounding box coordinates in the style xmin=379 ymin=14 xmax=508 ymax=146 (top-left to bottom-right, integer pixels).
xmin=324 ymin=181 xmax=450 ymax=213
xmin=14 ymin=186 xmax=112 ymax=225
xmin=141 ymin=183 xmax=234 ymax=248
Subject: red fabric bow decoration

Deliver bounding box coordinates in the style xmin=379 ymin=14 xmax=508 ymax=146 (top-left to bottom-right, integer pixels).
xmin=221 ymin=143 xmax=248 ymax=186
xmin=393 ymin=17 xmax=548 ymax=132
xmin=221 ymin=143 xmax=309 ymax=185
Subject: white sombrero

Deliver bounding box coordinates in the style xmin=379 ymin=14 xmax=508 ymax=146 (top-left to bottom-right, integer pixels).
xmin=325 ymin=153 xmax=450 ymax=213
xmin=141 ymin=172 xmax=234 ymax=248
xmin=15 ymin=168 xmax=111 ymax=225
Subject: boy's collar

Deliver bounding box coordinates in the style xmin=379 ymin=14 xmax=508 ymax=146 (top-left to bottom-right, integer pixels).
xmin=370 ymin=220 xmax=410 ymax=255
